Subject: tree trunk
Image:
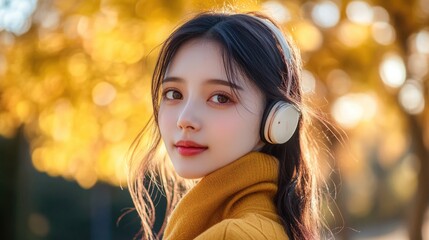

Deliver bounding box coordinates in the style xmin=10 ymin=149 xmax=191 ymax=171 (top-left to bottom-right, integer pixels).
xmin=408 ymin=114 xmax=429 ymax=240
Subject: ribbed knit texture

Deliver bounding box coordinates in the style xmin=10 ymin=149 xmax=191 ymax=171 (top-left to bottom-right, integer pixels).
xmin=163 ymin=151 xmax=289 ymax=239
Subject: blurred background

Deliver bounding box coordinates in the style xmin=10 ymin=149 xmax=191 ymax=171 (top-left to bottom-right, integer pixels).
xmin=0 ymin=0 xmax=428 ymax=239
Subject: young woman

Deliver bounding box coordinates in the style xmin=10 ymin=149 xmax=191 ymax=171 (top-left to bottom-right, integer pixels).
xmin=127 ymin=11 xmax=325 ymax=240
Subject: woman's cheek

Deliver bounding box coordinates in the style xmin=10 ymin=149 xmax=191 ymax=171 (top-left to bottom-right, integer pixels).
xmin=218 ymin=112 xmax=237 ymax=127
xmin=210 ymin=115 xmax=244 ymax=140
xmin=158 ymin=106 xmax=173 ymax=135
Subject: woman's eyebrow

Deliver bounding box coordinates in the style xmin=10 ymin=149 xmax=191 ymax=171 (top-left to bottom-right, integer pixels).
xmin=163 ymin=76 xmax=243 ymax=90
xmin=162 ymin=76 xmax=183 ymax=84
xmin=206 ymin=79 xmax=243 ymax=90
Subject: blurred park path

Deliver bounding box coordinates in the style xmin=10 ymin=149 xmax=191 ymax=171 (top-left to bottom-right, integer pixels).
xmin=352 ymin=209 xmax=429 ymax=240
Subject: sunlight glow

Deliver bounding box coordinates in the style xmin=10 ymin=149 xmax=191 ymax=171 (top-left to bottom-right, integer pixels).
xmin=301 ymin=70 xmax=316 ymax=93
xmin=1 ymin=0 xmax=425 ymax=196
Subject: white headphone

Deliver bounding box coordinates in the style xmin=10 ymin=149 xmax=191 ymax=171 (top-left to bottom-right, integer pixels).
xmin=251 ymin=16 xmax=301 ymax=144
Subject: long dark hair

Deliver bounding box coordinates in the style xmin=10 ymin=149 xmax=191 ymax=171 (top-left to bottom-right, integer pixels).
xmin=128 ymin=11 xmax=323 ymax=240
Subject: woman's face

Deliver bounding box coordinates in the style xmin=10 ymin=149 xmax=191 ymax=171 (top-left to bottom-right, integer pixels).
xmin=158 ymin=39 xmax=265 ymax=179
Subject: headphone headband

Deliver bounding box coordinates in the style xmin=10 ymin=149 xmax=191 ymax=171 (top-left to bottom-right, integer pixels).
xmin=250 ymin=15 xmax=293 ymax=97
xmin=250 ymin=15 xmax=301 ymax=144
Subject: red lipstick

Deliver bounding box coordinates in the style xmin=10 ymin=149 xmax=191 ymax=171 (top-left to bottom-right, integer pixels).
xmin=175 ymin=140 xmax=208 ymax=156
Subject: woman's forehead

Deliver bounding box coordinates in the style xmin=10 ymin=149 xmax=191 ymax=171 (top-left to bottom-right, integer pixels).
xmin=166 ymin=39 xmax=225 ymax=76
xmin=165 ymin=38 xmax=256 ymax=90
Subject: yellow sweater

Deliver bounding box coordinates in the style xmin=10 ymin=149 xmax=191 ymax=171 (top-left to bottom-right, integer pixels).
xmin=163 ymin=151 xmax=289 ymax=239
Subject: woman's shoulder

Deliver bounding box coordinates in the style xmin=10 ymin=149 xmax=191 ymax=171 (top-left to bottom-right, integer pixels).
xmin=194 ymin=213 xmax=289 ymax=240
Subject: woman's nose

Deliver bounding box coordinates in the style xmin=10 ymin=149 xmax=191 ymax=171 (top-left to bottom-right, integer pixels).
xmin=176 ymin=102 xmax=201 ymax=131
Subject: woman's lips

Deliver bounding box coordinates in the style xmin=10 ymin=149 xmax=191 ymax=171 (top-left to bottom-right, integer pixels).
xmin=175 ymin=140 xmax=208 ymax=156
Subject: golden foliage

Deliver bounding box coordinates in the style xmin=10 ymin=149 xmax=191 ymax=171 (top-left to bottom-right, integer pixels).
xmin=0 ymin=0 xmax=428 ymax=223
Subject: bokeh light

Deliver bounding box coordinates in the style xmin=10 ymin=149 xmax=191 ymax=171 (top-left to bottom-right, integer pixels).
xmin=415 ymin=29 xmax=429 ymax=54
xmin=331 ymin=93 xmax=378 ymax=129
xmin=346 ymin=0 xmax=374 ymax=25
xmin=34 ymin=7 xmax=60 ymax=30
xmin=261 ymin=1 xmax=290 ymax=24
xmin=326 ymin=69 xmax=352 ymax=95
xmin=301 ymin=70 xmax=316 ymax=93
xmin=371 ymin=22 xmax=396 ymax=45
xmin=372 ymin=6 xmax=390 ymax=23
xmin=337 ymin=20 xmax=369 ymax=47
xmin=293 ymin=20 xmax=323 ymax=52
xmin=0 ymin=0 xmax=38 ymax=35
xmin=28 ymin=213 xmax=50 ymax=237
xmin=420 ymin=0 xmax=429 ymax=15
xmin=399 ymin=80 xmax=425 ymax=115
xmin=311 ymin=1 xmax=340 ymax=28
xmin=92 ymin=82 xmax=117 ymax=106
xmin=408 ymin=53 xmax=428 ymax=79
xmin=1 ymin=1 xmax=428 ymax=239
xmin=0 ymin=54 xmax=6 ymax=75
xmin=379 ymin=53 xmax=406 ymax=88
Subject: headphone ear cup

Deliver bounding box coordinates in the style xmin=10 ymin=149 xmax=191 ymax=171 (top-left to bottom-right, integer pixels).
xmin=260 ymin=101 xmax=300 ymax=144
xmin=260 ymin=101 xmax=277 ymax=144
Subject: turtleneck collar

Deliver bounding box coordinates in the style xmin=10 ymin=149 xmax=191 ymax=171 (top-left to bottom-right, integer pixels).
xmin=163 ymin=151 xmax=280 ymax=240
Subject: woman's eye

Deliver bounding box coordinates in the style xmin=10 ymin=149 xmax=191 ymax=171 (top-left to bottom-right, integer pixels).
xmin=210 ymin=94 xmax=231 ymax=104
xmin=164 ymin=90 xmax=182 ymax=100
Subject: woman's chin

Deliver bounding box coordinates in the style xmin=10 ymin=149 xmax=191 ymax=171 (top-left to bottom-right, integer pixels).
xmin=172 ymin=164 xmax=207 ymax=179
